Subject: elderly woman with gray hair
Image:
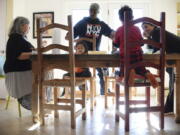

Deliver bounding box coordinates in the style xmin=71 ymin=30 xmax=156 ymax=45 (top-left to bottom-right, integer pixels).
xmin=4 ymin=16 xmax=34 ymax=110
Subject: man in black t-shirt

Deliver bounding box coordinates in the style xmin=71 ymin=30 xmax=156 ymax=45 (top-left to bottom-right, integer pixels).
xmin=67 ymin=3 xmax=115 ymax=95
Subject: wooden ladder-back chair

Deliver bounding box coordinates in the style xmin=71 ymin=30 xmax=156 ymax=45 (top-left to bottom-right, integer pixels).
xmin=115 ymin=12 xmax=166 ymax=132
xmin=104 ymin=68 xmax=116 ymax=108
xmin=104 ymin=67 xmax=137 ymax=109
xmin=73 ymin=36 xmax=97 ymax=111
xmin=37 ymin=15 xmax=86 ymax=129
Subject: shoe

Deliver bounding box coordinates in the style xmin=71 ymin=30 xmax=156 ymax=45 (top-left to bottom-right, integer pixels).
xmin=164 ymin=106 xmax=173 ymax=113
xmin=108 ymin=88 xmax=113 ymax=94
xmin=164 ymin=112 xmax=174 ymax=116
xmin=60 ymin=89 xmax=65 ymax=97
xmin=18 ymin=96 xmax=31 ymax=110
xmin=146 ymin=72 xmax=159 ymax=88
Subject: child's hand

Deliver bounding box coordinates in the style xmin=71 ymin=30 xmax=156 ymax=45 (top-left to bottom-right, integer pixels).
xmin=42 ymin=40 xmax=47 ymax=46
xmin=143 ymin=31 xmax=149 ymax=38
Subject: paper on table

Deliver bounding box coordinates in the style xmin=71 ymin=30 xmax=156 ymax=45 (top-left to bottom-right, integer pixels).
xmin=88 ymin=51 xmax=107 ymax=55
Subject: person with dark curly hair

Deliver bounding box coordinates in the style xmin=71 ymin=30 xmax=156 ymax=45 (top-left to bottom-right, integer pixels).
xmin=113 ymin=5 xmax=158 ymax=88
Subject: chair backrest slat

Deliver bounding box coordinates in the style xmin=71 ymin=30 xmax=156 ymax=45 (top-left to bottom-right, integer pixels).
xmin=130 ymin=17 xmax=161 ymax=26
xmin=74 ymin=36 xmax=96 ymax=51
xmin=128 ymin=40 xmax=162 ymax=49
xmin=41 ymin=44 xmax=69 ymax=52
xmin=37 ymin=15 xmax=75 ymax=88
xmin=40 ymin=23 xmax=69 ymax=33
xmin=130 ymin=62 xmax=160 ymax=70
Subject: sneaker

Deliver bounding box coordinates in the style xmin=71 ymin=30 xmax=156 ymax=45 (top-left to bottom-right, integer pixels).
xmin=164 ymin=112 xmax=174 ymax=116
xmin=107 ymin=89 xmax=114 ymax=94
xmin=164 ymin=105 xmax=173 ymax=114
xmin=18 ymin=95 xmax=31 ymax=110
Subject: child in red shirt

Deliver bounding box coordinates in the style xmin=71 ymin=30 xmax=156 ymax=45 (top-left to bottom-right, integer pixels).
xmin=114 ymin=5 xmax=158 ymax=88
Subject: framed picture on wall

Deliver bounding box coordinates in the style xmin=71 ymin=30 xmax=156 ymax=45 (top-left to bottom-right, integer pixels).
xmin=33 ymin=12 xmax=54 ymax=38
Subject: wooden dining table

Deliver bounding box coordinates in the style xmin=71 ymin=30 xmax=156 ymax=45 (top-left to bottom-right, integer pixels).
xmin=31 ymin=53 xmax=180 ymax=123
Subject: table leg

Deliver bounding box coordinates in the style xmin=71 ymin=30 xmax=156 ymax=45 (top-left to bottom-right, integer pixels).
xmin=32 ymin=69 xmax=39 ymax=123
xmin=175 ymin=61 xmax=180 ymax=123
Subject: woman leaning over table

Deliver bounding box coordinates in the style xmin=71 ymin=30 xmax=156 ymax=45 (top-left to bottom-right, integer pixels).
xmin=3 ymin=17 xmax=34 ymax=110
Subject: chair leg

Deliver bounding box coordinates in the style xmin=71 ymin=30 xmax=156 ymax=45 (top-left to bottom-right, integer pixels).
xmin=5 ymin=96 xmax=22 ymax=118
xmin=115 ymin=83 xmax=120 ymax=122
xmin=5 ymin=96 xmax=10 ymax=110
xmin=105 ymin=77 xmax=108 ymax=108
xmin=54 ymin=87 xmax=59 ymax=118
xmin=93 ymin=78 xmax=96 ymax=106
xmin=156 ymin=87 xmax=161 ymax=105
xmin=160 ymin=109 xmax=164 ymax=129
xmin=71 ymin=85 xmax=76 ymax=129
xmin=17 ymin=101 xmax=22 ymax=117
xmin=145 ymin=87 xmax=150 ymax=119
xmin=17 ymin=101 xmax=22 ymax=118
xmin=146 ymin=87 xmax=150 ymax=107
xmin=90 ymin=78 xmax=94 ymax=111
xmin=39 ymin=86 xmax=45 ymax=125
xmin=160 ymin=86 xmax=164 ymax=129
xmin=129 ymin=87 xmax=136 ymax=99
xmin=112 ymin=79 xmax=115 ymax=104
xmin=125 ymin=111 xmax=130 ymax=132
xmin=71 ymin=102 xmax=76 ymax=129
xmin=125 ymin=85 xmax=130 ymax=132
xmin=82 ymin=84 xmax=86 ymax=120
xmin=64 ymin=87 xmax=69 ymax=98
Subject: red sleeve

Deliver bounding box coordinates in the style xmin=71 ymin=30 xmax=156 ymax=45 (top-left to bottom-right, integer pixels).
xmin=135 ymin=26 xmax=143 ymax=40
xmin=114 ymin=27 xmax=121 ymax=45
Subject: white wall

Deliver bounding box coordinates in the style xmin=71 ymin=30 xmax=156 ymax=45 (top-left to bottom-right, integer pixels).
xmin=13 ymin=0 xmax=66 ymax=46
xmin=0 ymin=0 xmax=6 ymax=51
xmin=150 ymin=0 xmax=177 ymax=33
xmin=12 ymin=0 xmax=179 ymax=47
xmin=0 ymin=0 xmax=8 ymax=99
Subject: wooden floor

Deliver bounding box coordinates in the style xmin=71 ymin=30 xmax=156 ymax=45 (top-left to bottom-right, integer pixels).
xmin=0 ymin=96 xmax=180 ymax=135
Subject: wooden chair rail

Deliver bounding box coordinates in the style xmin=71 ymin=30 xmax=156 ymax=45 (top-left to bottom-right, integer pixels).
xmin=40 ymin=23 xmax=69 ymax=32
xmin=41 ymin=44 xmax=69 ymax=52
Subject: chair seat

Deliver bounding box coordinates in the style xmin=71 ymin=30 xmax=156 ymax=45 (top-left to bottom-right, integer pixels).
xmin=116 ymin=75 xmax=161 ymax=87
xmin=43 ymin=78 xmax=85 ymax=87
xmin=76 ymin=76 xmax=95 ymax=80
xmin=105 ymin=76 xmax=116 ymax=80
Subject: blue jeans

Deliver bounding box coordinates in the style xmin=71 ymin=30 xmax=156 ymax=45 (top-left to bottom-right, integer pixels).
xmin=96 ymin=68 xmax=105 ymax=95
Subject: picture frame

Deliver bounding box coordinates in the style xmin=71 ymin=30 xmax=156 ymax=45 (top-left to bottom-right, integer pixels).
xmin=33 ymin=12 xmax=54 ymax=38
